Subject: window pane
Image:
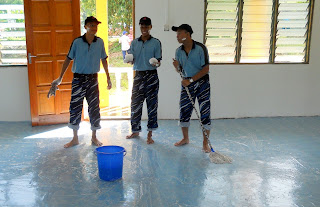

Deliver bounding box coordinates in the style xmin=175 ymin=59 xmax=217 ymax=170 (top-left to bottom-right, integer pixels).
xmin=0 ymin=4 xmax=27 ymax=65
xmin=275 ymin=1 xmax=310 ymax=63
xmin=206 ymin=0 xmax=238 ymax=63
xmin=240 ymin=0 xmax=273 ymax=63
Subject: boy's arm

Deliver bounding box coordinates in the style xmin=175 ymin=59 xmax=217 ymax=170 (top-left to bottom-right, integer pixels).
xmin=181 ymin=46 xmax=210 ymax=87
xmin=52 ymin=37 xmax=76 ymax=86
xmin=101 ymin=58 xmax=112 ymax=90
xmin=181 ymin=65 xmax=209 ymax=87
xmin=155 ymin=40 xmax=162 ymax=63
xmin=172 ymin=49 xmax=180 ymax=73
xmin=191 ymin=64 xmax=209 ymax=81
xmin=190 ymin=45 xmax=210 ymax=81
xmin=52 ymin=57 xmax=71 ymax=86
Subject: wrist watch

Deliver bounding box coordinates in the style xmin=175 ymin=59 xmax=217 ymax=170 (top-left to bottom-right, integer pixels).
xmin=189 ymin=78 xmax=194 ymax=83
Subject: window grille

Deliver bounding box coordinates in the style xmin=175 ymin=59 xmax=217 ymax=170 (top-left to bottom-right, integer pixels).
xmin=205 ymin=0 xmax=314 ymax=64
xmin=0 ymin=4 xmax=27 ymax=65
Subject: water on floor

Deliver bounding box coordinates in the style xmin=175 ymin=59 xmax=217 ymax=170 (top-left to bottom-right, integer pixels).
xmin=0 ymin=117 xmax=320 ymax=206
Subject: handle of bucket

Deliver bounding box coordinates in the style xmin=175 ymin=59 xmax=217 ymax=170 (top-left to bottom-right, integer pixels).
xmin=94 ymin=148 xmax=126 ymax=156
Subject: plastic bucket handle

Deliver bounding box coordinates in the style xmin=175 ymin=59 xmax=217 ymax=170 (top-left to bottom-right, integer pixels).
xmin=94 ymin=148 xmax=126 ymax=157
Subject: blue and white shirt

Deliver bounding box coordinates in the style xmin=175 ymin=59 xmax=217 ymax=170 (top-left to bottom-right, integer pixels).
xmin=129 ymin=35 xmax=162 ymax=71
xmin=67 ymin=34 xmax=107 ymax=74
xmin=175 ymin=40 xmax=209 ymax=78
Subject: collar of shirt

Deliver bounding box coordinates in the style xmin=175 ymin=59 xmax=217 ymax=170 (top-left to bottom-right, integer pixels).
xmin=176 ymin=41 xmax=208 ymax=77
xmin=180 ymin=40 xmax=196 ymax=52
xmin=82 ymin=34 xmax=98 ymax=44
xmin=138 ymin=35 xmax=153 ymax=42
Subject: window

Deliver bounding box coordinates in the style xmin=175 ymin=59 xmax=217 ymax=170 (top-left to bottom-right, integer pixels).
xmin=205 ymin=0 xmax=314 ymax=64
xmin=240 ymin=0 xmax=273 ymax=63
xmin=0 ymin=3 xmax=27 ymax=65
xmin=206 ymin=0 xmax=238 ymax=63
xmin=275 ymin=0 xmax=311 ymax=63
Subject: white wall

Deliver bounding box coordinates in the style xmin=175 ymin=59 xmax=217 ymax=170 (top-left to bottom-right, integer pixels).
xmin=0 ymin=0 xmax=319 ymax=122
xmin=136 ymin=0 xmax=320 ymax=119
xmin=0 ymin=66 xmax=31 ymax=121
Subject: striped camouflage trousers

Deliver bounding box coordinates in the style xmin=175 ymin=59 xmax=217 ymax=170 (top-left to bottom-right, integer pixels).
xmin=68 ymin=73 xmax=101 ymax=131
xmin=179 ymin=74 xmax=211 ymax=130
xmin=130 ymin=70 xmax=159 ymax=133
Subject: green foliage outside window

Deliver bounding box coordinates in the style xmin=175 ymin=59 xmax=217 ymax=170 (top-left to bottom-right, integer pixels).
xmin=0 ymin=0 xmax=23 ymax=4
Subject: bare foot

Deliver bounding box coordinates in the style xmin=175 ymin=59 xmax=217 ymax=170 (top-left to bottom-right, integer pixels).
xmin=64 ymin=138 xmax=79 ymax=148
xmin=147 ymin=132 xmax=154 ymax=144
xmin=147 ymin=138 xmax=154 ymax=144
xmin=174 ymin=138 xmax=189 ymax=146
xmin=91 ymin=137 xmax=103 ymax=147
xmin=126 ymin=132 xmax=139 ymax=139
xmin=202 ymin=140 xmax=211 ymax=153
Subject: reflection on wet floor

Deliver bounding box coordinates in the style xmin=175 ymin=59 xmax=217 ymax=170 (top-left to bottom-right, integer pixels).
xmin=0 ymin=117 xmax=320 ymax=206
xmin=101 ymin=106 xmax=130 ymax=117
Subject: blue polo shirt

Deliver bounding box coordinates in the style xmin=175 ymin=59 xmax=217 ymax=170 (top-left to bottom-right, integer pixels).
xmin=67 ymin=34 xmax=108 ymax=74
xmin=129 ymin=35 xmax=162 ymax=71
xmin=175 ymin=41 xmax=209 ymax=78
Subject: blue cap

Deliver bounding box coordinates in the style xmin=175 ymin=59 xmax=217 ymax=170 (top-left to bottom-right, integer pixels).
xmin=123 ymin=31 xmax=128 ymax=35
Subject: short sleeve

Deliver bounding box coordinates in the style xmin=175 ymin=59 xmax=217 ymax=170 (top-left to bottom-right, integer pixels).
xmin=129 ymin=40 xmax=135 ymax=56
xmin=100 ymin=40 xmax=108 ymax=59
xmin=175 ymin=48 xmax=179 ymax=61
xmin=67 ymin=39 xmax=76 ymax=60
xmin=200 ymin=44 xmax=209 ymax=68
xmin=155 ymin=40 xmax=162 ymax=61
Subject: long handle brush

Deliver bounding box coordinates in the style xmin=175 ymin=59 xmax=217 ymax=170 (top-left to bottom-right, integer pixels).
xmin=178 ymin=69 xmax=232 ymax=164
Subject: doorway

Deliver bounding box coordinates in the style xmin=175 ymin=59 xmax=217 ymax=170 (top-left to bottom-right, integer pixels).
xmin=80 ymin=0 xmax=134 ymax=119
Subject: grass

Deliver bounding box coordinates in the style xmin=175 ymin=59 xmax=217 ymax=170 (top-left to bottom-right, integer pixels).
xmin=108 ymin=52 xmax=128 ymax=67
xmin=108 ymin=39 xmax=129 ymax=67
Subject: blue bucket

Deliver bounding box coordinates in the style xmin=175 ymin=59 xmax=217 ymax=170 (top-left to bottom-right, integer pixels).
xmin=95 ymin=146 xmax=126 ymax=181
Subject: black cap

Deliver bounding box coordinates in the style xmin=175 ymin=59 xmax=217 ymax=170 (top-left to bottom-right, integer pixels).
xmin=85 ymin=16 xmax=101 ymax=25
xmin=172 ymin=24 xmax=193 ymax=35
xmin=139 ymin=16 xmax=152 ymax=26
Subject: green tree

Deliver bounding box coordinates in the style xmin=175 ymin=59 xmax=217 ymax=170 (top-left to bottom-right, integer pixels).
xmin=80 ymin=0 xmax=96 ymax=25
xmin=0 ymin=0 xmax=23 ymax=4
xmin=108 ymin=0 xmax=132 ymax=36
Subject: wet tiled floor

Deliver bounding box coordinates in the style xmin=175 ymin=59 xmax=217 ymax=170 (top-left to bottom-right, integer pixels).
xmin=0 ymin=117 xmax=320 ymax=206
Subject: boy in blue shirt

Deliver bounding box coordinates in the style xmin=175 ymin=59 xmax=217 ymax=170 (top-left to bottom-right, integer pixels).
xmin=50 ymin=16 xmax=112 ymax=148
xmin=172 ymin=24 xmax=211 ymax=152
xmin=125 ymin=17 xmax=162 ymax=144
